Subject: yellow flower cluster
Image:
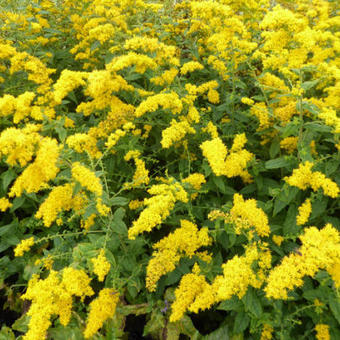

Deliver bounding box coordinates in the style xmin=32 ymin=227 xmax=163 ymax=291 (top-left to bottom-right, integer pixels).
xmin=280 ymin=136 xmax=298 ymax=154
xmin=52 ymin=70 xmax=88 ymax=105
xmin=150 ymin=68 xmax=178 ymax=86
xmin=215 ymin=194 xmax=270 ymax=237
xmin=315 ymin=324 xmax=330 ymax=340
xmin=14 ymin=237 xmax=34 ymax=257
xmin=296 ymin=198 xmax=312 ymax=226
xmin=128 ymin=181 xmax=188 ymax=239
xmin=170 ymin=241 xmax=271 ymax=320
xmin=0 ymin=124 xmax=40 ymax=167
xmin=9 ymin=137 xmax=60 ymax=197
xmin=161 ymin=119 xmax=195 ymax=148
xmin=71 ymin=162 xmax=103 ymax=197
xmin=35 ymin=183 xmax=75 ymax=227
xmin=200 ymin=134 xmax=253 ymax=182
xmin=180 ymin=61 xmax=204 ymax=75
xmin=146 ymin=220 xmax=212 ymax=292
xmin=67 ymin=133 xmax=101 ymax=159
xmin=181 ymin=172 xmax=205 ymax=190
xmin=261 ymin=324 xmax=274 ymax=340
xmin=84 ymin=288 xmax=119 ymax=339
xmin=91 ymin=249 xmax=111 ymax=282
xmin=123 ymin=150 xmax=149 ymax=188
xmin=107 ymin=52 xmax=157 ymax=74
xmin=265 ymin=224 xmax=340 ymax=299
xmin=21 ymin=268 xmax=94 ymax=340
xmin=0 ymin=197 xmax=12 ymax=212
xmin=134 ymin=92 xmax=183 ymax=117
xmin=170 ymin=266 xmax=209 ymax=322
xmin=217 ymin=242 xmax=271 ymax=300
xmin=241 ymin=97 xmax=254 ymax=105
xmin=285 ymin=162 xmax=339 ymax=198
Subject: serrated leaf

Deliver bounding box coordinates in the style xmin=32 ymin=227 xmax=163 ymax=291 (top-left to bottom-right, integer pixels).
xmin=329 ymin=297 xmax=340 ymax=324
xmin=11 ymin=314 xmax=29 ymax=333
xmin=301 ymin=79 xmax=320 ymax=91
xmin=0 ymin=326 xmax=15 ymax=340
xmin=269 ymin=138 xmax=280 ymax=158
xmin=218 ymin=297 xmax=243 ymax=311
xmin=265 ymin=157 xmax=290 ymax=170
xmin=110 ymin=196 xmax=129 ymax=206
xmin=2 ymin=169 xmax=16 ymax=191
xmin=233 ymin=312 xmax=249 ymax=334
xmin=10 ymin=196 xmax=25 ymax=212
xmin=243 ymin=288 xmax=263 ymax=318
xmin=203 ymin=323 xmax=229 ymax=340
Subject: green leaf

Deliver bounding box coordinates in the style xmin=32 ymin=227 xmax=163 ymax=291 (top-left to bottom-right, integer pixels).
xmin=329 ymin=296 xmax=340 ymax=324
xmin=11 ymin=314 xmax=29 ymax=333
xmin=110 ymin=196 xmax=129 ymax=206
xmin=48 ymin=324 xmax=84 ymax=340
xmin=1 ymin=169 xmax=16 ymax=191
xmin=143 ymin=310 xmax=165 ymax=338
xmin=90 ymin=40 xmax=101 ymax=51
xmin=283 ymin=204 xmax=299 ymax=236
xmin=10 ymin=196 xmax=25 ymax=212
xmin=233 ymin=312 xmax=249 ymax=334
xmin=213 ymin=176 xmax=227 ymax=194
xmin=112 ymin=208 xmax=127 ymax=235
xmin=265 ymin=157 xmax=291 ymax=170
xmin=325 ymin=160 xmax=339 ymax=176
xmin=243 ymin=288 xmax=263 ymax=318
xmin=0 ymin=326 xmax=15 ymax=340
xmin=218 ymin=297 xmax=243 ymax=312
xmin=203 ymin=323 xmax=229 ymax=340
xmin=273 ymin=187 xmax=299 ymax=216
xmin=269 ymin=138 xmax=280 ymax=158
xmin=310 ymin=198 xmax=327 ymax=220
xmin=301 ymin=79 xmax=320 ymax=91
xmin=55 ymin=125 xmax=67 ymax=142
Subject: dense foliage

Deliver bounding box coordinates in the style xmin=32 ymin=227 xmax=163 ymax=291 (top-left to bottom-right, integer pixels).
xmin=0 ymin=0 xmax=339 ymax=339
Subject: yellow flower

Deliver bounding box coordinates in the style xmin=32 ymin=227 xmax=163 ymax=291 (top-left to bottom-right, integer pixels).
xmin=53 ymin=70 xmax=88 ymax=105
xmin=123 ymin=150 xmax=149 ymax=188
xmin=285 ymin=162 xmax=339 ymax=198
xmin=146 ymin=220 xmax=212 ymax=292
xmin=228 ymin=194 xmax=270 ymax=237
xmin=280 ymin=137 xmax=298 ymax=154
xmin=72 ymin=162 xmax=103 ymax=197
xmin=128 ymin=181 xmax=188 ymax=239
xmin=296 ymin=198 xmax=312 ymax=225
xmin=9 ymin=137 xmax=60 ymax=197
xmin=272 ymin=235 xmax=284 ymax=246
xmin=261 ymin=324 xmax=273 ymax=340
xmin=35 ymin=184 xmax=74 ymax=227
xmin=134 ymin=92 xmax=183 ymax=117
xmin=21 ymin=268 xmax=93 ymax=339
xmin=161 ymin=119 xmax=195 ymax=148
xmin=0 ymin=197 xmax=12 ymax=212
xmin=180 ymin=61 xmax=204 ymax=75
xmin=265 ymin=224 xmax=340 ymax=299
xmin=315 ymin=324 xmax=330 ymax=340
xmin=170 ymin=271 xmax=209 ymax=322
xmin=84 ymin=288 xmax=119 ymax=339
xmin=0 ymin=124 xmax=40 ymax=167
xmin=14 ymin=237 xmax=34 ymax=257
xmin=241 ymin=97 xmax=254 ymax=105
xmin=62 ymin=267 xmax=94 ymax=300
xmin=200 ymin=137 xmax=228 ymax=176
xmin=91 ymin=249 xmax=111 ymax=282
xmin=182 ymin=173 xmax=206 ymax=191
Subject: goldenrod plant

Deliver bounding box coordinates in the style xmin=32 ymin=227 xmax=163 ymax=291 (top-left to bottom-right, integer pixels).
xmin=0 ymin=0 xmax=339 ymax=339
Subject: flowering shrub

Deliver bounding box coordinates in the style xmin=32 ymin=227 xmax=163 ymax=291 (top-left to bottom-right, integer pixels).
xmin=0 ymin=0 xmax=339 ymax=339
